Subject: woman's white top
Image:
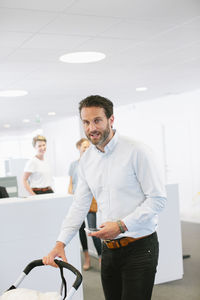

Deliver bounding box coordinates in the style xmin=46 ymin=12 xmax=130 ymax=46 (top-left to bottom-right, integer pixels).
xmin=24 ymin=156 xmax=52 ymax=188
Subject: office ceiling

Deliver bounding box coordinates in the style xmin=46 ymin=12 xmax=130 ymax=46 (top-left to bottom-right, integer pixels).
xmin=0 ymin=0 xmax=200 ymax=134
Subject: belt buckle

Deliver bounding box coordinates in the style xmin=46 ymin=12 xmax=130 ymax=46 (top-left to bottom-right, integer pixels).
xmin=105 ymin=240 xmax=114 ymax=249
xmin=105 ymin=239 xmax=120 ymax=249
xmin=103 ymin=240 xmax=111 ymax=248
xmin=119 ymin=238 xmax=129 ymax=247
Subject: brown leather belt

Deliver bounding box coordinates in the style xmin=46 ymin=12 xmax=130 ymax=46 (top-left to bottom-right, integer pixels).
xmin=32 ymin=187 xmax=51 ymax=192
xmin=104 ymin=235 xmax=149 ymax=249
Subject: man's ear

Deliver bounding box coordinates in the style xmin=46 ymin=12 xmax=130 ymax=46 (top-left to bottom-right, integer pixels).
xmin=109 ymin=115 xmax=114 ymax=127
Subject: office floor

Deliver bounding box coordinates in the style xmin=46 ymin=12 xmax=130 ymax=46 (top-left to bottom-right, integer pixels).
xmin=81 ymin=221 xmax=200 ymax=300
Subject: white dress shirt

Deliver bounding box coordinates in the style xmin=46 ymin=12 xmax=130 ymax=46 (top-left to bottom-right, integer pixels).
xmin=58 ymin=131 xmax=167 ymax=245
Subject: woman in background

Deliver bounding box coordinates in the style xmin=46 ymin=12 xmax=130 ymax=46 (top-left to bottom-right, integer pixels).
xmin=23 ymin=135 xmax=53 ymax=195
xmin=68 ymin=138 xmax=102 ymax=270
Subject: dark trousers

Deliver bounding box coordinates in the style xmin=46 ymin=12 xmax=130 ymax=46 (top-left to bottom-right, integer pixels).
xmin=79 ymin=221 xmax=88 ymax=251
xmin=79 ymin=212 xmax=102 ymax=256
xmin=101 ymin=232 xmax=158 ymax=300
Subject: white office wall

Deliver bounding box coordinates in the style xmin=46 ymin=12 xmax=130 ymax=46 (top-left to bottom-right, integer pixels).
xmin=114 ymin=89 xmax=200 ymax=222
xmin=42 ymin=116 xmax=81 ymax=177
xmin=0 ymin=131 xmax=44 ymax=161
xmin=114 ymin=104 xmax=166 ymax=177
xmin=0 ymin=135 xmax=34 ymax=177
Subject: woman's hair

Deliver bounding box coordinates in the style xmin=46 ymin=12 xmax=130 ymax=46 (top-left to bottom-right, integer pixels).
xmin=79 ymin=95 xmax=113 ymax=119
xmin=76 ymin=138 xmax=89 ymax=149
xmin=32 ymin=135 xmax=47 ymax=147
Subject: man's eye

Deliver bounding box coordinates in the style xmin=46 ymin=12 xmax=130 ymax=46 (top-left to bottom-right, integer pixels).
xmin=83 ymin=121 xmax=89 ymax=125
xmin=94 ymin=119 xmax=101 ymax=124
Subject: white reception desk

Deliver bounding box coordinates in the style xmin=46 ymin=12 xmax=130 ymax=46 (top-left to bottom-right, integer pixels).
xmin=155 ymin=184 xmax=183 ymax=283
xmin=0 ymin=184 xmax=183 ymax=297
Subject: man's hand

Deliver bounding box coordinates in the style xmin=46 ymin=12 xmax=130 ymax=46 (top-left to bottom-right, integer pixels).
xmin=89 ymin=221 xmax=126 ymax=240
xmin=42 ymin=241 xmax=67 ymax=268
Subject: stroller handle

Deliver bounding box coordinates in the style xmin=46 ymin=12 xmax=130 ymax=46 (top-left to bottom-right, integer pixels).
xmin=23 ymin=259 xmax=82 ymax=290
xmin=7 ymin=259 xmax=82 ymax=300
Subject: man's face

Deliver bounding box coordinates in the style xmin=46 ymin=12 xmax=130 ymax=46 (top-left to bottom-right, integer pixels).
xmin=80 ymin=106 xmax=114 ymax=148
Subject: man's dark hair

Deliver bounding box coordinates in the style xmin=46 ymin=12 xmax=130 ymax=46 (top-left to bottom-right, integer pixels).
xmin=79 ymin=95 xmax=113 ymax=119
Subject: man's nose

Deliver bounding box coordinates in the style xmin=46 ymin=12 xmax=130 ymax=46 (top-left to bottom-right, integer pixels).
xmin=88 ymin=122 xmax=96 ymax=131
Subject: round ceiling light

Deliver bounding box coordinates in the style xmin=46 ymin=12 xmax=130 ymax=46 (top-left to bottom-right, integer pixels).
xmin=136 ymin=87 xmax=148 ymax=92
xmin=3 ymin=124 xmax=11 ymax=128
xmin=48 ymin=112 xmax=56 ymax=116
xmin=0 ymin=90 xmax=28 ymax=97
xmin=23 ymin=119 xmax=30 ymax=123
xmin=60 ymin=51 xmax=106 ymax=63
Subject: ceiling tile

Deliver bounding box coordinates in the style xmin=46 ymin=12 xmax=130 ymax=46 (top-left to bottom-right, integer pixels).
xmin=0 ymin=31 xmax=31 ymax=47
xmin=65 ymin=0 xmax=200 ymax=22
xmin=0 ymin=47 xmax=14 ymax=59
xmin=40 ymin=14 xmax=120 ymax=36
xmin=153 ymin=22 xmax=200 ymax=49
xmin=5 ymin=48 xmax=63 ymax=63
xmin=75 ymin=37 xmax=139 ymax=55
xmin=0 ymin=0 xmax=76 ymax=12
xmin=99 ymin=20 xmax=178 ymax=41
xmin=21 ymin=33 xmax=89 ymax=50
xmin=0 ymin=8 xmax=57 ymax=32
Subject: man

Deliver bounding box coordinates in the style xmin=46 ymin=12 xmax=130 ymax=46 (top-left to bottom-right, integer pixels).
xmin=43 ymin=95 xmax=167 ymax=300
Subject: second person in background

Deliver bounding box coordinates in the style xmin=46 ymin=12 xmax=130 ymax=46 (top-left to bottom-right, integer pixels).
xmin=23 ymin=135 xmax=54 ymax=195
xmin=68 ymin=138 xmax=102 ymax=270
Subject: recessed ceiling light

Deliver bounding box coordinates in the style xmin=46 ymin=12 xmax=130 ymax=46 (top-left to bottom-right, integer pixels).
xmin=23 ymin=119 xmax=30 ymax=123
xmin=60 ymin=52 xmax=106 ymax=63
xmin=136 ymin=87 xmax=148 ymax=92
xmin=3 ymin=124 xmax=11 ymax=128
xmin=0 ymin=90 xmax=28 ymax=97
xmin=48 ymin=112 xmax=56 ymax=116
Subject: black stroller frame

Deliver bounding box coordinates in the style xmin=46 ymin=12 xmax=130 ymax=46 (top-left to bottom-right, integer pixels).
xmin=6 ymin=259 xmax=82 ymax=300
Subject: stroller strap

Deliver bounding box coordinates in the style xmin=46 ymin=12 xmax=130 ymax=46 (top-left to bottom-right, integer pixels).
xmin=58 ymin=265 xmax=67 ymax=300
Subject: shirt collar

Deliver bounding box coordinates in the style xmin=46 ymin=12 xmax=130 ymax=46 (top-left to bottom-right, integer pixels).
xmin=92 ymin=129 xmax=119 ymax=154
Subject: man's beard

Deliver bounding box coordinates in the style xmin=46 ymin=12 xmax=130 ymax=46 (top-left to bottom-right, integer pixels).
xmin=87 ymin=123 xmax=110 ymax=146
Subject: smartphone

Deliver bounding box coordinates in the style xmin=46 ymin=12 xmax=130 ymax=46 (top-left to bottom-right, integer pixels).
xmin=84 ymin=228 xmax=100 ymax=234
xmin=89 ymin=228 xmax=100 ymax=232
